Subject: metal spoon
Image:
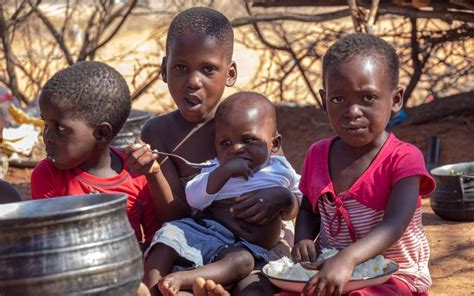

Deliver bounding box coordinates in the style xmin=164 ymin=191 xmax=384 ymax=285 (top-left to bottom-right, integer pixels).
xmin=152 ymin=150 xmax=216 ymax=169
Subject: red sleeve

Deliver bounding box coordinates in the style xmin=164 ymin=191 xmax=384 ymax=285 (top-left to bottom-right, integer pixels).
xmin=31 ymin=159 xmax=60 ymax=199
xmin=299 ymin=146 xmax=313 ymax=198
xmin=392 ymin=143 xmax=436 ymax=196
xmin=139 ymin=182 xmax=161 ymax=243
xmin=299 ymin=142 xmax=320 ymax=212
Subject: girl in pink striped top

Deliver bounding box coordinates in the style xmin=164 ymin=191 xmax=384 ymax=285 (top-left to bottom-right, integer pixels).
xmin=292 ymin=33 xmax=435 ymax=296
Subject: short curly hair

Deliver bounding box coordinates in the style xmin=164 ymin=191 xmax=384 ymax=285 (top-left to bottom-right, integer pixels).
xmin=322 ymin=33 xmax=400 ymax=90
xmin=166 ymin=7 xmax=234 ymax=60
xmin=39 ymin=61 xmax=131 ymax=137
xmin=216 ymin=91 xmax=277 ymax=133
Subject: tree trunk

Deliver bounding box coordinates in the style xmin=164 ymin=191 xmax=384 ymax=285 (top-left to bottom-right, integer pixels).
xmin=403 ymin=91 xmax=474 ymax=126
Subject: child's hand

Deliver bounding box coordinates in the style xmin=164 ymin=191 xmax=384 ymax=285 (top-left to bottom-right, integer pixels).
xmin=269 ymin=240 xmax=291 ymax=261
xmin=292 ymin=239 xmax=318 ymax=263
xmin=123 ymin=142 xmax=160 ymax=175
xmin=231 ymin=187 xmax=291 ymax=225
xmin=301 ymin=252 xmax=354 ymax=295
xmin=221 ymin=158 xmax=254 ymax=180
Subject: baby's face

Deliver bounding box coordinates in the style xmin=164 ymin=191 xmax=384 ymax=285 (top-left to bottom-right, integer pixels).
xmin=321 ymin=54 xmax=402 ymax=148
xmin=214 ymin=107 xmax=277 ymax=171
xmin=39 ymin=96 xmax=97 ymax=170
xmin=164 ymin=33 xmax=236 ymax=123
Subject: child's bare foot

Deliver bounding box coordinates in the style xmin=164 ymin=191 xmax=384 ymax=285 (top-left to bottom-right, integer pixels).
xmin=135 ymin=282 xmax=151 ymax=296
xmin=192 ymin=277 xmax=230 ymax=296
xmin=158 ymin=273 xmax=184 ymax=296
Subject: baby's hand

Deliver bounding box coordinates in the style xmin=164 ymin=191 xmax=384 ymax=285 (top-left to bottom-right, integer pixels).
xmin=231 ymin=187 xmax=292 ymax=225
xmin=301 ymin=252 xmax=354 ymax=295
xmin=292 ymin=239 xmax=318 ymax=263
xmin=123 ymin=142 xmax=160 ymax=175
xmin=221 ymin=158 xmax=253 ymax=180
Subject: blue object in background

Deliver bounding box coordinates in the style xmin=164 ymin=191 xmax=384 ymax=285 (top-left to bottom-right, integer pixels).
xmin=387 ymin=109 xmax=408 ymax=128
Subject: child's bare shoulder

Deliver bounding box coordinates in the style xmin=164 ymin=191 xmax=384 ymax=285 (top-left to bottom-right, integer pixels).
xmin=141 ymin=110 xmax=182 ymax=149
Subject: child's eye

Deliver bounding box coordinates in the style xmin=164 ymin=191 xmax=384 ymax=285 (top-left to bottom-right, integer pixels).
xmin=243 ymin=138 xmax=256 ymax=144
xmin=175 ymin=65 xmax=187 ymax=72
xmin=330 ymin=97 xmax=343 ymax=103
xmin=220 ymin=140 xmax=231 ymax=147
xmin=203 ymin=66 xmax=216 ymax=75
xmin=57 ymin=125 xmax=66 ymax=132
xmin=363 ymin=95 xmax=377 ymax=102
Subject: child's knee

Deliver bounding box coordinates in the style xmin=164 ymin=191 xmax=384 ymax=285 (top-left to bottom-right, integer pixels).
xmin=144 ymin=243 xmax=175 ymax=268
xmin=227 ymin=250 xmax=255 ymax=277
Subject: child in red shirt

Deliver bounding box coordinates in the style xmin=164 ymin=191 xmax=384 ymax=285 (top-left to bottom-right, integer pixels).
xmin=292 ymin=33 xmax=435 ymax=295
xmin=31 ymin=61 xmax=159 ymax=248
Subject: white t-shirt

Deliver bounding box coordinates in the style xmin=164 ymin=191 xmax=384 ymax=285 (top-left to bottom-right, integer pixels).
xmin=185 ymin=155 xmax=301 ymax=211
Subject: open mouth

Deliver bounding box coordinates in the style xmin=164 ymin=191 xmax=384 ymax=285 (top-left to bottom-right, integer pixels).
xmin=184 ymin=95 xmax=202 ymax=110
xmin=46 ymin=148 xmax=56 ymax=163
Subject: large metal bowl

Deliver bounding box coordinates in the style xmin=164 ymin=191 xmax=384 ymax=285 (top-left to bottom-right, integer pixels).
xmin=0 ymin=194 xmax=143 ymax=295
xmin=262 ymin=260 xmax=399 ymax=293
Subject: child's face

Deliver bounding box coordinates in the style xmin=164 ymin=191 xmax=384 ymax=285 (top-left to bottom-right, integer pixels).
xmin=320 ymin=54 xmax=403 ymax=147
xmin=163 ymin=33 xmax=237 ymax=123
xmin=39 ymin=97 xmax=98 ymax=170
xmin=214 ymin=107 xmax=279 ymax=171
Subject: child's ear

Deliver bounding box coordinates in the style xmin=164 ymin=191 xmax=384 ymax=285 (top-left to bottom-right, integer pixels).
xmin=319 ymin=89 xmax=327 ymax=114
xmin=271 ymin=133 xmax=282 ymax=153
xmin=161 ymin=57 xmax=167 ymax=83
xmin=93 ymin=122 xmax=113 ymax=149
xmin=391 ymin=86 xmax=404 ymax=113
xmin=226 ymin=61 xmax=237 ymax=87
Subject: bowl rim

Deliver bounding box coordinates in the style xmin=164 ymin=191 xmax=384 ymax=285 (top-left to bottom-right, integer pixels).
xmin=261 ymin=259 xmax=399 ymax=283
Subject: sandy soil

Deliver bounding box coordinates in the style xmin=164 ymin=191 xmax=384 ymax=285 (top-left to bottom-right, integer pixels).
xmin=5 ymin=106 xmax=474 ymax=295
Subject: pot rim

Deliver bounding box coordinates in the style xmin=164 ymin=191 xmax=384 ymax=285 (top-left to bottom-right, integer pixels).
xmin=430 ymin=161 xmax=474 ymax=177
xmin=0 ymin=193 xmax=127 ymax=222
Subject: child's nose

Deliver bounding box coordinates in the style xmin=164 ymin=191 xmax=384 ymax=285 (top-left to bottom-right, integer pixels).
xmin=231 ymin=143 xmax=244 ymax=154
xmin=346 ymin=104 xmax=363 ymax=119
xmin=187 ymin=71 xmax=203 ymax=89
xmin=43 ymin=127 xmax=55 ymax=144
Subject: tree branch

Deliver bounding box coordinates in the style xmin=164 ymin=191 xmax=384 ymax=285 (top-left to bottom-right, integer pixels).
xmin=347 ymin=0 xmax=363 ymax=32
xmin=404 ymin=18 xmax=422 ymax=105
xmin=131 ymin=70 xmax=161 ymax=102
xmin=0 ymin=4 xmax=29 ymax=105
xmin=33 ymin=4 xmax=74 ymax=65
xmin=84 ymin=0 xmax=138 ymax=58
xmin=378 ymin=4 xmax=474 ymax=23
xmin=77 ymin=7 xmax=99 ymax=62
xmin=231 ymin=9 xmax=351 ymax=27
xmin=233 ymin=4 xmax=474 ymax=28
xmin=366 ymin=0 xmax=380 ymax=34
xmin=281 ymin=33 xmax=322 ymax=108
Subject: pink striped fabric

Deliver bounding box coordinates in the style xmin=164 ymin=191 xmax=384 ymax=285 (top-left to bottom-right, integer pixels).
xmin=299 ymin=134 xmax=436 ymax=293
xmin=317 ymin=197 xmax=431 ymax=292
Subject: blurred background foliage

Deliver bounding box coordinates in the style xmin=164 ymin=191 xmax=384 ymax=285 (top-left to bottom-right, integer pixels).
xmin=0 ymin=0 xmax=472 ymax=114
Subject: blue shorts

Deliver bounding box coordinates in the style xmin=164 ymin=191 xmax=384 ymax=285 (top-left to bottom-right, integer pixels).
xmin=144 ymin=218 xmax=269 ymax=267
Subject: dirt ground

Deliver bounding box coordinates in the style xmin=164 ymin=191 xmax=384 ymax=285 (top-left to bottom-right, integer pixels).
xmin=5 ymin=106 xmax=474 ymax=295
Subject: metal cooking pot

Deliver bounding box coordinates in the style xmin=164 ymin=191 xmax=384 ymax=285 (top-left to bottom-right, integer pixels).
xmin=0 ymin=194 xmax=143 ymax=295
xmin=112 ymin=109 xmax=152 ymax=149
xmin=430 ymin=162 xmax=474 ymax=221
